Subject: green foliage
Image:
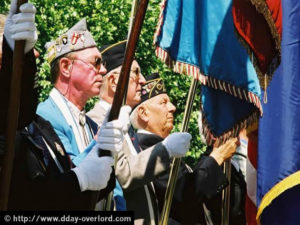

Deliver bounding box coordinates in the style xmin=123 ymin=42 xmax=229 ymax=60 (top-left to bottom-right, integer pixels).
xmin=0 ymin=1 xmax=9 ymax=14
xmin=2 ymin=0 xmax=206 ymax=165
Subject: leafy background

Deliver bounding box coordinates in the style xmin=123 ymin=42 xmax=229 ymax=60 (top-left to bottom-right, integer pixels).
xmin=1 ymin=0 xmax=206 ymax=166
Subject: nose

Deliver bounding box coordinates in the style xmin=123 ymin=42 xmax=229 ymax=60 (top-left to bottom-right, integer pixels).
xmin=168 ymin=102 xmax=176 ymax=112
xmin=139 ymin=73 xmax=146 ymax=85
xmin=99 ymin=64 xmax=107 ymax=75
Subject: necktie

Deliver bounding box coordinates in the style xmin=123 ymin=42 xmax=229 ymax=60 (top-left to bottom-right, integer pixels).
xmin=79 ymin=112 xmax=89 ymax=147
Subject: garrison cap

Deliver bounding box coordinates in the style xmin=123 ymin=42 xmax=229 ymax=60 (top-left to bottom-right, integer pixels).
xmin=140 ymin=73 xmax=167 ymax=105
xmin=100 ymin=40 xmax=127 ymax=73
xmin=45 ymin=18 xmax=97 ymax=64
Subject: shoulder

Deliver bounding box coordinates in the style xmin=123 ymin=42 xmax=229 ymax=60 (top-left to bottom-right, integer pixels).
xmin=137 ymin=133 xmax=163 ymax=150
xmin=87 ymin=101 xmax=107 ymax=126
xmin=37 ymin=97 xmax=56 ymax=116
xmin=37 ymin=98 xmax=66 ymax=129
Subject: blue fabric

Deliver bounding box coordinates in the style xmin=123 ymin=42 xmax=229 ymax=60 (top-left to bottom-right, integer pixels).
xmin=155 ymin=0 xmax=261 ymax=138
xmin=113 ymin=181 xmax=126 ymax=210
xmin=257 ymin=0 xmax=300 ymax=223
xmin=37 ymin=96 xmax=126 ymax=210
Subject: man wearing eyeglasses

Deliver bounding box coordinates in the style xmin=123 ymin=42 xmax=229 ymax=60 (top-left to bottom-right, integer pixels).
xmin=87 ymin=41 xmax=192 ymax=224
xmin=37 ymin=19 xmax=129 ymax=210
xmin=88 ymin=40 xmax=146 ymax=125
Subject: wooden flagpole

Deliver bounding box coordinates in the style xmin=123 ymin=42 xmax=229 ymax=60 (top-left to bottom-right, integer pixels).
xmin=0 ymin=0 xmax=28 ymax=210
xmin=101 ymin=0 xmax=149 ymax=210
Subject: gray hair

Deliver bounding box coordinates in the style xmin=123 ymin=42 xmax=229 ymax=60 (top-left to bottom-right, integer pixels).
xmin=130 ymin=103 xmax=145 ymax=130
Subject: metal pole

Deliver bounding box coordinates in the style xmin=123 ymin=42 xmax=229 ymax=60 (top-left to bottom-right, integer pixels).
xmin=0 ymin=0 xmax=28 ymax=210
xmin=159 ymin=78 xmax=199 ymax=225
xmin=221 ymin=160 xmax=232 ymax=225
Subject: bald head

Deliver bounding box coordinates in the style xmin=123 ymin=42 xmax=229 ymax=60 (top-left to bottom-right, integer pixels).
xmin=131 ymin=93 xmax=176 ymax=138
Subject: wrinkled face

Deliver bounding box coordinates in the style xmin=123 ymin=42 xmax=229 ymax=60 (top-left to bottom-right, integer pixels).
xmin=146 ymin=94 xmax=176 ymax=137
xmin=109 ymin=60 xmax=146 ymax=107
xmin=69 ymin=47 xmax=106 ymax=98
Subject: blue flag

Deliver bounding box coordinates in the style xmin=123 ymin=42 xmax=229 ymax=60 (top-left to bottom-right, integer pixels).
xmin=257 ymin=1 xmax=300 ymax=224
xmin=154 ymin=0 xmax=261 ymax=145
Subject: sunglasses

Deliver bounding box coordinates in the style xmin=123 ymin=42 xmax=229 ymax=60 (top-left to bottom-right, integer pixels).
xmin=71 ymin=57 xmax=106 ymax=73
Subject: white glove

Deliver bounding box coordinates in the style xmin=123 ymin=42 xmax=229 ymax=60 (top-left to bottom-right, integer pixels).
xmin=96 ymin=120 xmax=124 ymax=155
xmin=96 ymin=105 xmax=131 ymax=154
xmin=4 ymin=0 xmax=38 ymax=53
xmin=162 ymin=132 xmax=192 ymax=158
xmin=72 ymin=145 xmax=114 ymax=192
xmin=118 ymin=105 xmax=132 ymax=133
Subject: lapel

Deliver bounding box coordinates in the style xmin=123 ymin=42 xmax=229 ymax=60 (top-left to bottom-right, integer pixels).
xmin=29 ymin=116 xmax=72 ymax=172
xmin=136 ymin=132 xmax=164 ymax=150
xmin=86 ymin=116 xmax=98 ymax=137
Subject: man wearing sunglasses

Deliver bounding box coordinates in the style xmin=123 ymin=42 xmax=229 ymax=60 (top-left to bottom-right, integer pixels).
xmin=37 ymin=19 xmax=129 ymax=210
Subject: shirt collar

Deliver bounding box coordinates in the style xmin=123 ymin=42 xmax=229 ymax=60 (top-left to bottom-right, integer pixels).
xmin=54 ymin=88 xmax=85 ymax=122
xmin=137 ymin=129 xmax=154 ymax=135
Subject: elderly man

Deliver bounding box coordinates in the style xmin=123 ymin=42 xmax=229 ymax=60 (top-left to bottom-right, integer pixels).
xmin=0 ymin=1 xmax=116 ymax=210
xmin=88 ymin=41 xmax=192 ymax=225
xmin=130 ymin=73 xmax=238 ymax=224
xmin=36 ymin=19 xmax=129 ymax=210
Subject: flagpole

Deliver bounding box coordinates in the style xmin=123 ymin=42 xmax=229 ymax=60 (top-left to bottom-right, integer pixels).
xmin=159 ymin=78 xmax=199 ymax=225
xmin=221 ymin=160 xmax=231 ymax=225
xmin=122 ymin=0 xmax=140 ymax=106
xmin=104 ymin=0 xmax=141 ymax=212
xmin=0 ymin=0 xmax=28 ymax=210
xmin=101 ymin=0 xmax=149 ymax=210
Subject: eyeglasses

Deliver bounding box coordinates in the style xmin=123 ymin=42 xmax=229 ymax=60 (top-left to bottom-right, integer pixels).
xmin=71 ymin=57 xmax=106 ymax=73
xmin=129 ymin=67 xmax=140 ymax=82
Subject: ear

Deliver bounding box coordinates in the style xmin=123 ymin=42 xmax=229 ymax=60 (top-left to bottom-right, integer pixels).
xmin=108 ymin=74 xmax=119 ymax=93
xmin=60 ymin=57 xmax=72 ymax=78
xmin=138 ymin=105 xmax=149 ymax=123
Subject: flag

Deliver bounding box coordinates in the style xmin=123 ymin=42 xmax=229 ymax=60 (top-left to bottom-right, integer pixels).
xmin=232 ymin=0 xmax=282 ymax=86
xmin=245 ymin=124 xmax=258 ymax=225
xmin=232 ymin=1 xmax=282 ymax=225
xmin=257 ymin=1 xmax=300 ymax=224
xmin=154 ymin=0 xmax=262 ymax=146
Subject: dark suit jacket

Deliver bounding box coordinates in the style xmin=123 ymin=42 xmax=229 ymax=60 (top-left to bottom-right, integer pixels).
xmin=8 ymin=115 xmax=101 ymax=210
xmin=137 ymin=132 xmax=228 ymax=225
xmin=203 ymin=148 xmax=246 ymax=225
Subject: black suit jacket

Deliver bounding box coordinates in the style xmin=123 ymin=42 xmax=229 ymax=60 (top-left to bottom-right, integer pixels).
xmin=8 ymin=116 xmax=101 ymax=210
xmin=137 ymin=132 xmax=228 ymax=225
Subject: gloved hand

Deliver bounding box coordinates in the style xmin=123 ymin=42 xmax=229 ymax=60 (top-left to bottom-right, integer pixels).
xmin=96 ymin=105 xmax=131 ymax=154
xmin=162 ymin=132 xmax=192 ymax=158
xmin=118 ymin=105 xmax=132 ymax=133
xmin=96 ymin=119 xmax=124 ymax=155
xmin=72 ymin=145 xmax=114 ymax=192
xmin=4 ymin=0 xmax=38 ymax=53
